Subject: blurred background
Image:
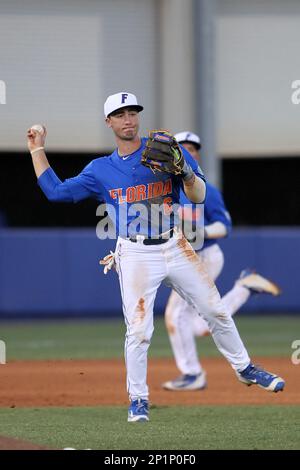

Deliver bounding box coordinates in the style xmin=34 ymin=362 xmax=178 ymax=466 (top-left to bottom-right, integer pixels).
xmin=0 ymin=0 xmax=299 ymax=318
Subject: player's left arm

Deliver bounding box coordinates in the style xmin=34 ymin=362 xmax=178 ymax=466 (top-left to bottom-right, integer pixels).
xmin=180 ymin=147 xmax=206 ymax=204
xmin=204 ymin=221 xmax=228 ymax=239
xmin=204 ymin=187 xmax=232 ymax=239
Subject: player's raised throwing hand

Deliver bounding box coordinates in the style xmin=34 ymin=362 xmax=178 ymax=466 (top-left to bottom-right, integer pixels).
xmin=27 ymin=125 xmax=47 ymax=153
xmin=27 ymin=125 xmax=50 ymax=178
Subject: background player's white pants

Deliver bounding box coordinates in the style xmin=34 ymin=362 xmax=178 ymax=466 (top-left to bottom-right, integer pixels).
xmin=165 ymin=244 xmax=251 ymax=376
xmin=115 ymin=234 xmax=250 ymax=401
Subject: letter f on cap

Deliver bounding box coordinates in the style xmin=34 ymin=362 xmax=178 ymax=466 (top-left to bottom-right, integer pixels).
xmin=121 ymin=93 xmax=128 ymax=104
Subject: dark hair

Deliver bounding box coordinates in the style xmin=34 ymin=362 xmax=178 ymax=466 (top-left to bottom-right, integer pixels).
xmin=180 ymin=140 xmax=201 ymax=151
xmin=108 ymin=105 xmax=141 ymax=118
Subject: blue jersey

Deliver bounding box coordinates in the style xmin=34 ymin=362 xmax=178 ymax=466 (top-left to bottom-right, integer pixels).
xmin=179 ymin=182 xmax=232 ymax=251
xmin=38 ymin=137 xmax=205 ymax=238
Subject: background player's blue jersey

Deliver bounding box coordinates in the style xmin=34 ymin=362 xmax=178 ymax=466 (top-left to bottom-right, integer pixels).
xmin=38 ymin=137 xmax=205 ymax=238
xmin=179 ymin=182 xmax=232 ymax=251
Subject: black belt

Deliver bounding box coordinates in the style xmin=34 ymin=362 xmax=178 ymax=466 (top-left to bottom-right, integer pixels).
xmin=128 ymin=229 xmax=174 ymax=245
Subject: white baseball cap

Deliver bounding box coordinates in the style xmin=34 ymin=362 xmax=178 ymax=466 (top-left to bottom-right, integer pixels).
xmin=104 ymin=92 xmax=144 ymax=118
xmin=174 ymin=131 xmax=201 ymax=150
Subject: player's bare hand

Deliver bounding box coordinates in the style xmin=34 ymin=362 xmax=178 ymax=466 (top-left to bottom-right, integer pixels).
xmin=27 ymin=125 xmax=47 ymax=152
xmin=99 ymin=251 xmax=116 ymax=275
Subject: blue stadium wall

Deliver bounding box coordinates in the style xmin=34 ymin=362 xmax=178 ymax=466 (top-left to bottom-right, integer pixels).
xmin=0 ymin=228 xmax=299 ymax=318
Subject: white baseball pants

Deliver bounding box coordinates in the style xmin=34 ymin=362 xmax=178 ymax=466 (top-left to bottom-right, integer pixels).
xmin=115 ymin=233 xmax=250 ymax=401
xmin=165 ymin=244 xmax=251 ymax=376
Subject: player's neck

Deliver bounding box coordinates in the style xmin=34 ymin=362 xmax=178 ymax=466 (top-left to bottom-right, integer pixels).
xmin=117 ymin=136 xmax=141 ymax=157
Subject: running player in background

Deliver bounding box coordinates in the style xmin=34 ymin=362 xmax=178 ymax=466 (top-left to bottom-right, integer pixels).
xmin=163 ymin=131 xmax=281 ymax=391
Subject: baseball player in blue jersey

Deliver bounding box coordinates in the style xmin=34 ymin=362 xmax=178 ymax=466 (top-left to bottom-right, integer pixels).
xmin=27 ymin=92 xmax=285 ymax=422
xmin=162 ymin=132 xmax=281 ymax=391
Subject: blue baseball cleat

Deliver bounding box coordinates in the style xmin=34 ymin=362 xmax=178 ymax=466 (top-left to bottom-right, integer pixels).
xmin=162 ymin=372 xmax=207 ymax=391
xmin=237 ymin=363 xmax=285 ymax=392
xmin=128 ymin=398 xmax=149 ymax=422
xmin=237 ymin=269 xmax=281 ymax=296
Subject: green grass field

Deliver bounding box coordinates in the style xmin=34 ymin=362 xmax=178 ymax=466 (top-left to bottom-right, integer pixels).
xmin=0 ymin=315 xmax=299 ymax=450
xmin=0 ymin=406 xmax=299 ymax=450
xmin=1 ymin=315 xmax=299 ymax=360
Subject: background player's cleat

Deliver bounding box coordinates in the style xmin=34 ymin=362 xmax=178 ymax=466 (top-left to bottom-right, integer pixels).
xmin=237 ymin=363 xmax=285 ymax=392
xmin=162 ymin=371 xmax=207 ymax=391
xmin=237 ymin=269 xmax=281 ymax=296
xmin=128 ymin=398 xmax=149 ymax=422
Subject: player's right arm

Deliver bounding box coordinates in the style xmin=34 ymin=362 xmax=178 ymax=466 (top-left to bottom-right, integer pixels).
xmin=27 ymin=126 xmax=50 ymax=178
xmin=27 ymin=126 xmax=100 ymax=203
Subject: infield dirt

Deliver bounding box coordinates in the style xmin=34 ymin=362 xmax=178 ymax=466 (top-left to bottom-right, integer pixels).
xmin=0 ymin=357 xmax=298 ymax=407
